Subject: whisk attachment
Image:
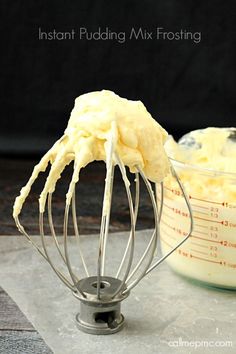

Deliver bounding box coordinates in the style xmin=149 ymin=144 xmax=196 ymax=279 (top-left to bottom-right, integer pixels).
xmin=14 ymin=157 xmax=193 ymax=335
xmin=13 ymin=90 xmax=194 ymax=335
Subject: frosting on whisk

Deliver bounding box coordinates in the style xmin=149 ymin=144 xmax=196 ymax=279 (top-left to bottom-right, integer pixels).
xmin=13 ymin=90 xmax=170 ymax=216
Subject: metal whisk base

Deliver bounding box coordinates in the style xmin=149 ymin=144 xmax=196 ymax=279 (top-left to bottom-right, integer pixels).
xmin=73 ymin=276 xmax=129 ymax=335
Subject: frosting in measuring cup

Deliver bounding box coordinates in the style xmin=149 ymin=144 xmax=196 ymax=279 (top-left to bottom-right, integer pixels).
xmin=160 ymin=127 xmax=236 ymax=288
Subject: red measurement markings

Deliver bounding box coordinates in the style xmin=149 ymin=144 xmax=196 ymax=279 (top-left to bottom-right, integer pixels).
xmin=163 ymin=204 xmax=189 ymax=217
xmin=191 ymin=235 xmax=236 ymax=248
xmin=161 ymin=218 xmax=191 ymax=237
xmin=161 ymin=218 xmax=175 ymax=231
xmin=194 ymin=215 xmax=222 ymax=224
xmin=191 ymin=204 xmax=209 ymax=210
xmin=190 ymin=241 xmax=208 ymax=249
xmin=192 ymin=209 xmax=209 ymax=216
xmin=161 ymin=227 xmax=177 ymax=241
xmin=162 ymin=202 xmax=173 ymax=210
xmin=164 ymin=188 xmax=225 ymax=207
xmin=189 ymin=195 xmax=224 ymax=206
xmin=163 ymin=195 xmax=173 ymax=202
xmin=164 ymin=187 xmax=228 ymax=209
xmin=190 ymin=254 xmax=222 ymax=265
xmin=162 ymin=210 xmax=173 ymax=220
xmin=163 ymin=185 xmax=172 ymax=192
xmin=191 ymin=234 xmax=222 ymax=244
xmin=194 ymin=229 xmax=208 ymax=235
xmin=164 ymin=203 xmax=209 ymax=216
xmin=190 ymin=248 xmax=209 ymax=256
xmin=163 ymin=186 xmax=183 ymax=197
xmin=221 ymin=220 xmax=236 ymax=228
xmin=163 ymin=196 xmax=226 ymax=224
xmin=226 ymin=262 xmax=236 ymax=269
xmin=161 ymin=237 xmax=174 ymax=249
xmin=195 ymin=224 xmax=208 ymax=229
xmin=194 ymin=219 xmax=236 ymax=228
xmin=222 ymin=241 xmax=236 ymax=248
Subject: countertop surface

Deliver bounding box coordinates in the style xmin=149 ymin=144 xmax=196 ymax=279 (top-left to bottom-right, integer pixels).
xmin=0 ymin=232 xmax=235 ymax=354
xmin=0 ymin=285 xmax=52 ymax=353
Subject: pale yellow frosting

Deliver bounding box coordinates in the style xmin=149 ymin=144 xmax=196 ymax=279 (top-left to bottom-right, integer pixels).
xmin=161 ymin=127 xmax=236 ymax=288
xmin=164 ymin=127 xmax=236 ymax=202
xmin=13 ymin=90 xmax=170 ymax=217
xmin=165 ymin=127 xmax=236 ymax=173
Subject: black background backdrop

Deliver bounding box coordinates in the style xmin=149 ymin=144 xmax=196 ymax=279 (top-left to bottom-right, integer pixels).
xmin=1 ymin=0 xmax=235 ymax=156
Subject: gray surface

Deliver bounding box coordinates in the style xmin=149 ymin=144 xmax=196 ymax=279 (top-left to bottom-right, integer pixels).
xmin=0 ymin=286 xmax=34 ymax=331
xmin=0 ymin=232 xmax=235 ymax=354
xmin=0 ymin=286 xmax=52 ymax=353
xmin=0 ymin=331 xmax=52 ymax=354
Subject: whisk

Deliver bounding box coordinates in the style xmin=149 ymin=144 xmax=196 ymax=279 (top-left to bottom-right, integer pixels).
xmin=13 ymin=90 xmax=193 ymax=334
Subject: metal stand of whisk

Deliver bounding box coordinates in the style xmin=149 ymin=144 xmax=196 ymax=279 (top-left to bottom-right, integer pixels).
xmin=14 ymin=149 xmax=193 ymax=335
xmin=74 ymin=276 xmax=129 ymax=334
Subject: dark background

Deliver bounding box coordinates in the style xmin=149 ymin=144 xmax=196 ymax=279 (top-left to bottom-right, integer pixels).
xmin=0 ymin=1 xmax=235 ymax=235
xmin=1 ymin=0 xmax=235 ymax=156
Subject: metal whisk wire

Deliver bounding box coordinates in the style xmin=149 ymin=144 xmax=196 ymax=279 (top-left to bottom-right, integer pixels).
xmin=14 ymin=155 xmax=193 ymax=334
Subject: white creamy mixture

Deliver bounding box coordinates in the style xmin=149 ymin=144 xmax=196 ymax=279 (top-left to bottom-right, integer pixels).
xmin=165 ymin=127 xmax=236 ymax=202
xmin=166 ymin=127 xmax=236 ymax=173
xmin=13 ymin=90 xmax=170 ymax=217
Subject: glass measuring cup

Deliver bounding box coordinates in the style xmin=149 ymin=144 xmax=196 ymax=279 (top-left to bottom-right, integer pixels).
xmin=159 ymin=158 xmax=236 ymax=290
